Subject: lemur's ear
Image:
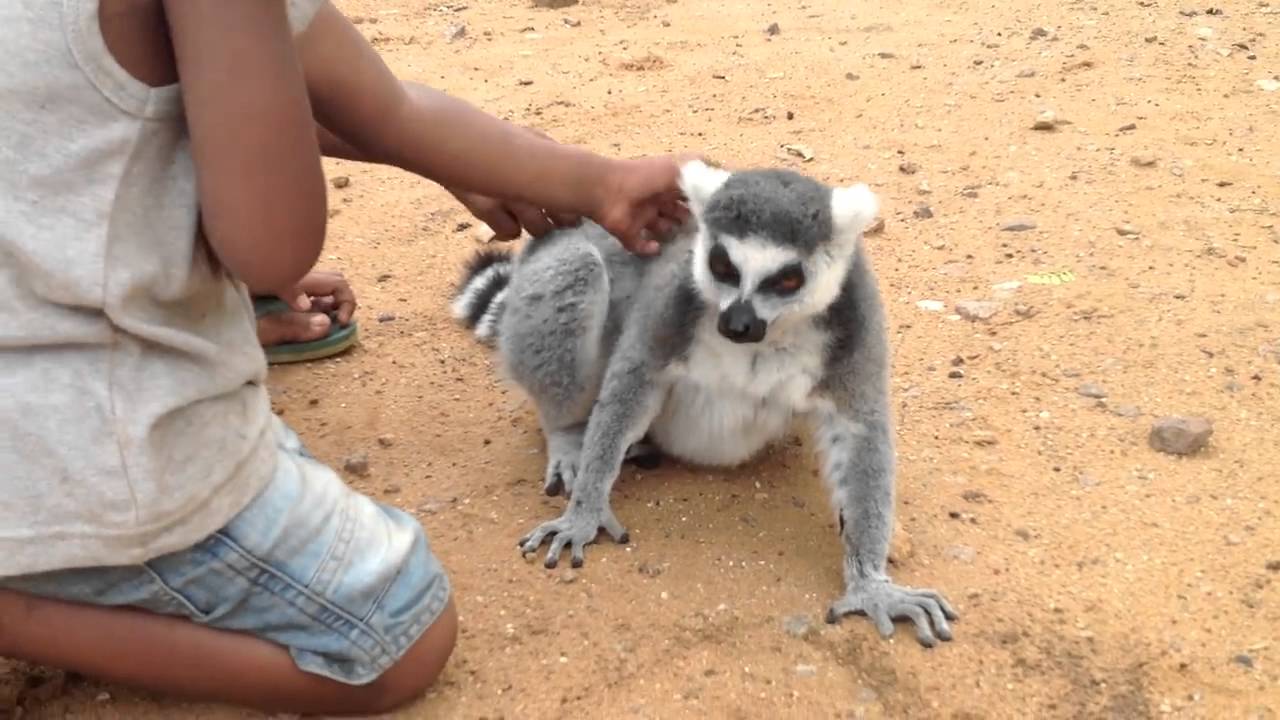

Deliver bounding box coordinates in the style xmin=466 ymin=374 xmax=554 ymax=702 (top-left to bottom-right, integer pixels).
xmin=830 ymin=183 xmax=879 ymax=240
xmin=678 ymin=160 xmax=731 ymax=216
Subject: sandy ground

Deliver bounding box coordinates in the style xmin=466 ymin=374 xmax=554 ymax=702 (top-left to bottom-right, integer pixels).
xmin=5 ymin=0 xmax=1280 ymax=718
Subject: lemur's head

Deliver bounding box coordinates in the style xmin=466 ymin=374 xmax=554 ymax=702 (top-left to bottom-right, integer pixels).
xmin=678 ymin=160 xmax=879 ymax=344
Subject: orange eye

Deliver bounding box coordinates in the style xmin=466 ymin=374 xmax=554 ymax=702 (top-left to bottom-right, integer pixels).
xmin=772 ymin=270 xmax=805 ymax=294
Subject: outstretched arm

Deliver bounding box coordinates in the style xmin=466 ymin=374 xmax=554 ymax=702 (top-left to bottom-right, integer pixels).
xmin=813 ymin=253 xmax=957 ymax=647
xmin=294 ymin=3 xmax=686 ymax=253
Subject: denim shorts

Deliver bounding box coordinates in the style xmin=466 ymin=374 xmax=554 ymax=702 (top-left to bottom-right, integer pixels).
xmin=0 ymin=417 xmax=451 ymax=685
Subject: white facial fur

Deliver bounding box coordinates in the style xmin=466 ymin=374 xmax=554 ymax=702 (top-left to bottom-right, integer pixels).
xmin=678 ymin=160 xmax=881 ymax=331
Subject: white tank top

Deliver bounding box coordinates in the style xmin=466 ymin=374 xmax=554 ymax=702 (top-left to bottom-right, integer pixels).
xmin=0 ymin=0 xmax=324 ymax=575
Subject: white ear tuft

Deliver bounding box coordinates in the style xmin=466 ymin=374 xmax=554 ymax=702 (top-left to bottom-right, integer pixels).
xmin=678 ymin=160 xmax=731 ymax=215
xmin=830 ymin=183 xmax=879 ymax=238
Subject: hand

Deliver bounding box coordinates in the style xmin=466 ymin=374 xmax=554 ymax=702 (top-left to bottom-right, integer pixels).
xmin=448 ymin=188 xmax=579 ymax=242
xmin=590 ymin=155 xmax=697 ymax=255
xmin=826 ymin=579 xmax=959 ymax=648
xmin=279 ymin=270 xmax=357 ymax=326
xmin=518 ymin=498 xmax=629 ymax=569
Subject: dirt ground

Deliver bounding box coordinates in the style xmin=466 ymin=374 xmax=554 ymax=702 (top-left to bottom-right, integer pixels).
xmin=5 ymin=0 xmax=1280 ymax=717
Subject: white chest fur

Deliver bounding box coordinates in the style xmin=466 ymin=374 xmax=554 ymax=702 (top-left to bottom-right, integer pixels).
xmin=648 ymin=319 xmax=826 ymax=467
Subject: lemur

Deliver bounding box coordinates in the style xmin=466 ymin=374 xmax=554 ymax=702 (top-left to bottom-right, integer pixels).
xmin=450 ymin=161 xmax=956 ymax=646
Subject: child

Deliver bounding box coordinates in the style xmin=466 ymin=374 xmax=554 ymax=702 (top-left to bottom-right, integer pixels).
xmin=0 ymin=0 xmax=691 ymax=715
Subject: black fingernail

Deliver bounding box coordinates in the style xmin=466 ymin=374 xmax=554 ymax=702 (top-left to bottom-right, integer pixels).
xmin=617 ymin=532 xmax=630 ymax=544
xmin=824 ymin=608 xmax=840 ymax=624
xmin=544 ymin=556 xmax=559 ymax=569
xmin=571 ymin=556 xmax=584 ymax=568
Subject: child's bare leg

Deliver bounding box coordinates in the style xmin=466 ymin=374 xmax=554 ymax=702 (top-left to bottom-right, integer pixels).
xmin=0 ymin=590 xmax=456 ymax=716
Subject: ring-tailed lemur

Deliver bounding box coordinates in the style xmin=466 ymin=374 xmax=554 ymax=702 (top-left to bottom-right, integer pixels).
xmin=450 ymin=161 xmax=957 ymax=646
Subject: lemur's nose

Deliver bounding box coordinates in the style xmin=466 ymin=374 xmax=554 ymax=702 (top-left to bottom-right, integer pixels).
xmin=718 ymin=300 xmax=767 ymax=344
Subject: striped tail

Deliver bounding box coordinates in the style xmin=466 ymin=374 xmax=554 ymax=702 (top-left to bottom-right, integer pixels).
xmin=450 ymin=248 xmax=513 ymax=345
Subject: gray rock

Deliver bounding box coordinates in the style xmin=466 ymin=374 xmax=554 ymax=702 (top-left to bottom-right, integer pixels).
xmin=898 ymin=161 xmax=920 ymax=175
xmin=765 ymin=22 xmax=780 ymax=36
xmin=794 ymin=664 xmax=818 ymax=678
xmin=782 ymin=613 xmax=816 ymax=639
xmin=377 ymin=311 xmax=397 ymax=323
xmin=955 ymin=300 xmax=1001 ymax=321
xmin=1115 ymin=223 xmax=1141 ymax=237
xmin=533 ymin=0 xmax=578 ymax=7
xmin=1149 ymin=416 xmax=1213 ymax=455
xmin=1077 ymin=383 xmax=1108 ymax=399
xmin=444 ymin=23 xmax=467 ymax=42
xmin=1232 ymin=653 xmax=1255 ymax=669
xmin=944 ymin=544 xmax=977 ymax=563
xmin=1130 ymin=153 xmax=1158 ymax=167
xmin=1109 ymin=403 xmax=1142 ymax=418
xmin=1000 ymin=218 xmax=1037 ymax=232
xmin=913 ymin=204 xmax=934 ymax=219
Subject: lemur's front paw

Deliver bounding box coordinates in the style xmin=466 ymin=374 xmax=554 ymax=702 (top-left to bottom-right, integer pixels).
xmin=517 ymin=501 xmax=628 ymax=569
xmin=825 ymin=580 xmax=958 ymax=648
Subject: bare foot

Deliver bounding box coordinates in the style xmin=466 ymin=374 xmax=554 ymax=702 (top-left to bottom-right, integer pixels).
xmin=256 ymin=310 xmax=332 ymax=348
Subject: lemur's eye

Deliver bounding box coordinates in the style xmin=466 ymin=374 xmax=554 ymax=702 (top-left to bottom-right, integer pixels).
xmin=766 ymin=265 xmax=806 ymax=295
xmin=708 ymin=245 xmax=740 ymax=285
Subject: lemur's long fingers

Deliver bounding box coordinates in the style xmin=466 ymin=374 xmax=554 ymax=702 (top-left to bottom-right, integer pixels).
xmin=518 ymin=522 xmax=559 ymax=554
xmin=570 ymin=541 xmax=586 ymax=568
xmin=601 ymin=510 xmax=629 ymax=544
xmin=906 ymin=588 xmax=959 ymax=620
xmin=918 ymin=598 xmax=953 ymax=642
xmin=544 ymin=532 xmax=573 ymax=569
xmin=894 ymin=604 xmax=937 ymax=648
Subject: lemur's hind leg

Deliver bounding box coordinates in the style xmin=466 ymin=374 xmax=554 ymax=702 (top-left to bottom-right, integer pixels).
xmin=498 ymin=236 xmax=611 ymax=497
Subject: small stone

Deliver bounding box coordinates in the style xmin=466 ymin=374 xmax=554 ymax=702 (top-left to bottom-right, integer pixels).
xmin=1077 ymin=383 xmax=1108 ymax=399
xmin=444 ymin=23 xmax=467 ymax=41
xmin=1016 ymin=68 xmax=1037 ymax=78
xmin=343 ymin=453 xmax=371 ymax=477
xmin=1130 ymin=153 xmax=1158 ymax=167
xmin=1149 ymin=416 xmax=1214 ymax=455
xmin=1115 ymin=223 xmax=1141 ymax=237
xmin=1014 ymin=527 xmax=1034 ymax=541
xmin=1118 ymin=122 xmax=1138 ymax=132
xmin=876 ymin=51 xmax=897 ymax=59
xmin=782 ymin=613 xmax=816 ymax=639
xmin=1078 ymin=473 xmax=1101 ymax=488
xmin=563 ymin=16 xmax=581 ymax=27
xmin=968 ymin=431 xmax=998 ymax=446
xmin=948 ymin=368 xmax=965 ymax=379
xmin=765 ymin=22 xmax=781 ymax=36
xmin=1195 ymin=26 xmax=1214 ymax=40
xmin=376 ymin=272 xmax=393 ymax=282
xmin=1145 ymin=34 xmax=1158 ymax=43
xmin=331 ymin=176 xmax=351 ymax=189
xmin=782 ymin=143 xmax=815 ymax=162
xmin=1110 ymin=403 xmax=1142 ymax=418
xmin=377 ymin=311 xmax=397 ymax=323
xmin=1266 ymin=560 xmax=1280 ymax=572
xmin=383 ymin=484 xmax=401 ymax=496
xmin=638 ymin=561 xmax=664 ymax=577
xmin=1029 ymin=26 xmax=1051 ymax=39
xmin=845 ymin=72 xmax=860 ymax=81
xmin=1032 ymin=110 xmax=1058 ymax=130
xmin=916 ymin=299 xmax=945 ymax=312
xmin=377 ymin=435 xmax=395 ymax=448
xmin=1232 ymin=653 xmax=1255 ymax=669
xmin=794 ymin=664 xmax=818 ymax=678
xmin=955 ymin=300 xmax=1001 ymax=321
xmin=1225 ymin=534 xmax=1244 ymax=546
xmin=532 ymin=0 xmax=578 ymax=7
xmin=1001 ymin=218 xmax=1037 ymax=232
xmin=913 ymin=204 xmax=934 ymax=219
xmin=1257 ymin=78 xmax=1280 ymax=92
xmin=898 ymin=161 xmax=920 ymax=175
xmin=560 ymin=569 xmax=579 ymax=584
xmin=945 ymin=544 xmax=977 ymax=563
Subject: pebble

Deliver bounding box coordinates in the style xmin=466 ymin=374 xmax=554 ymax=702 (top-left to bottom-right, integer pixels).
xmin=1016 ymin=68 xmax=1038 ymax=78
xmin=377 ymin=435 xmax=395 ymax=448
xmin=794 ymin=664 xmax=818 ymax=678
xmin=1195 ymin=27 xmax=1214 ymax=40
xmin=1149 ymin=416 xmax=1214 ymax=455
xmin=916 ymin=299 xmax=946 ymax=312
xmin=1118 ymin=122 xmax=1138 ymax=132
xmin=782 ymin=613 xmax=816 ymax=639
xmin=1078 ymin=472 xmax=1101 ymax=488
xmin=1115 ymin=223 xmax=1141 ymax=237
xmin=845 ymin=72 xmax=860 ymax=81
xmin=1109 ymin=403 xmax=1142 ymax=418
xmin=343 ymin=453 xmax=371 ymax=477
xmin=765 ymin=22 xmax=781 ymax=36
xmin=331 ymin=176 xmax=351 ymax=189
xmin=955 ymin=300 xmax=1001 ymax=321
xmin=1258 ymin=78 xmax=1280 ymax=92
xmin=968 ymin=431 xmax=999 ymax=446
xmin=913 ymin=204 xmax=934 ymax=219
xmin=898 ymin=161 xmax=920 ymax=175
xmin=1130 ymin=153 xmax=1159 ymax=167
xmin=1000 ymin=218 xmax=1037 ymax=232
xmin=1267 ymin=560 xmax=1280 ymax=572
xmin=1032 ymin=110 xmax=1058 ymax=131
xmin=1225 ymin=534 xmax=1244 ymax=546
xmin=944 ymin=544 xmax=977 ymax=563
xmin=377 ymin=311 xmax=397 ymax=323
xmin=948 ymin=368 xmax=965 ymax=379
xmin=1029 ymin=26 xmax=1051 ymax=39
xmin=559 ymin=570 xmax=579 ymax=584
xmin=444 ymin=23 xmax=467 ymax=41
xmin=1232 ymin=653 xmax=1255 ymax=669
xmin=562 ymin=17 xmax=581 ymax=27
xmin=532 ymin=0 xmax=579 ymax=7
xmin=1077 ymin=383 xmax=1108 ymax=399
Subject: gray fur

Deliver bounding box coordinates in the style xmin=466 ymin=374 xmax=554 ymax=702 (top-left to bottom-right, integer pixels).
xmin=451 ymin=165 xmax=957 ymax=647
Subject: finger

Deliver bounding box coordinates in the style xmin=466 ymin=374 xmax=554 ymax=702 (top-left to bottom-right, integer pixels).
xmin=920 ymin=599 xmax=953 ymax=641
xmin=332 ymin=283 xmax=357 ymax=325
xmin=480 ymin=206 xmax=523 ymax=242
xmin=510 ymin=202 xmax=555 ymax=238
xmin=283 ymin=290 xmax=311 ymax=312
xmin=909 ymin=589 xmax=960 ymax=620
xmin=519 ymin=524 xmax=556 ymax=553
xmin=601 ymin=512 xmax=628 ymax=543
xmin=895 ymin=604 xmax=936 ymax=647
xmin=570 ymin=540 xmax=586 ymax=568
xmin=870 ymin=608 xmax=896 ymax=639
xmin=545 ymin=534 xmax=571 ymax=569
xmin=310 ymin=295 xmax=337 ymax=314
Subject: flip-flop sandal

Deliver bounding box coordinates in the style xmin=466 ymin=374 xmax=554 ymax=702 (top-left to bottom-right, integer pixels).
xmin=253 ymin=297 xmax=359 ymax=365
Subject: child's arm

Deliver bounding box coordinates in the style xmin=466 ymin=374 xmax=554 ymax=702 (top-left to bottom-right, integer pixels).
xmin=296 ymin=3 xmax=687 ymax=254
xmin=164 ymin=0 xmax=327 ymax=295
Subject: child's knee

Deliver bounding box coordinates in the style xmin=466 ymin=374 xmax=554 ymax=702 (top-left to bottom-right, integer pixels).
xmin=358 ymin=597 xmax=458 ymax=714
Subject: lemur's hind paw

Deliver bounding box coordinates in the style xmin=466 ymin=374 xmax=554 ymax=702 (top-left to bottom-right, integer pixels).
xmin=518 ymin=501 xmax=628 ymax=569
xmin=825 ymin=580 xmax=958 ymax=648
